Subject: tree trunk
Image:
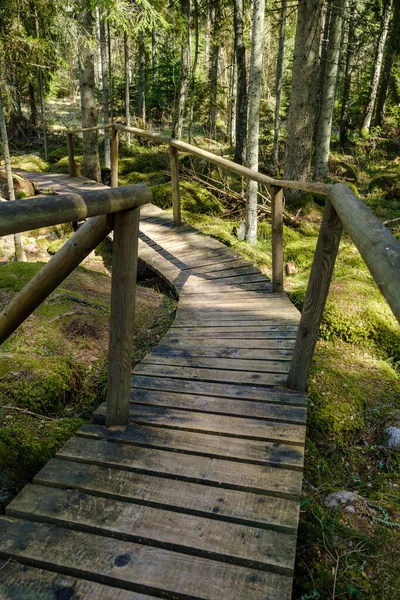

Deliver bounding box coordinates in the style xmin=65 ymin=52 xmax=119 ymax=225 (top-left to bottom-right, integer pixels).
xmin=209 ymin=40 xmax=219 ymax=139
xmin=78 ymin=9 xmax=101 ymax=182
xmin=339 ymin=0 xmax=356 ymax=148
xmin=205 ymin=5 xmax=210 ymax=72
xmin=361 ymin=0 xmax=393 ymax=134
xmin=28 ymin=82 xmax=38 ymax=128
xmin=314 ymin=0 xmax=346 ymax=180
xmin=34 ymin=8 xmax=48 ymax=160
xmin=99 ymin=9 xmax=110 ymax=168
xmin=0 ymin=93 xmax=26 ymax=262
xmin=188 ymin=0 xmax=199 ymax=142
xmin=227 ymin=48 xmax=237 ymax=146
xmin=273 ymin=0 xmax=287 ymax=172
xmin=314 ymin=1 xmax=330 ymax=139
xmin=173 ymin=0 xmax=191 ymax=139
xmin=245 ymin=0 xmax=266 ymax=245
xmin=107 ymin=21 xmax=113 ymax=122
xmin=233 ymin=0 xmax=247 ymax=164
xmin=284 ymin=0 xmax=323 ymax=196
xmin=138 ymin=30 xmax=146 ymax=124
xmin=124 ymin=32 xmax=131 ymax=146
xmin=152 ymin=28 xmax=157 ymax=87
xmin=374 ymin=0 xmax=400 ymax=127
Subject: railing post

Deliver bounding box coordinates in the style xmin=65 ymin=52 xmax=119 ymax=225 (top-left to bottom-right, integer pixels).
xmin=106 ymin=206 xmax=140 ymax=427
xmin=287 ymin=199 xmax=343 ymax=392
xmin=111 ymin=126 xmax=119 ymax=188
xmin=169 ymin=145 xmax=182 ymax=226
xmin=67 ymin=133 xmax=78 ymax=177
xmin=271 ymin=185 xmax=284 ymax=293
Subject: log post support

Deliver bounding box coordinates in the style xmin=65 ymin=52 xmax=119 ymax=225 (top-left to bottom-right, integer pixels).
xmin=111 ymin=126 xmax=119 ymax=188
xmin=169 ymin=145 xmax=182 ymax=227
xmin=271 ymin=185 xmax=284 ymax=293
xmin=287 ymin=200 xmax=343 ymax=392
xmin=106 ymin=206 xmax=140 ymax=426
xmin=67 ymin=133 xmax=78 ymax=177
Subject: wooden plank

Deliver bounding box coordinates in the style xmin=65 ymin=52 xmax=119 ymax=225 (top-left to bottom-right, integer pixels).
xmin=271 ymin=186 xmax=284 ymax=293
xmin=162 ymin=331 xmax=296 ymax=340
xmin=155 ymin=336 xmax=296 ymax=348
xmin=35 ymin=458 xmax=300 ymax=531
xmin=8 ymin=484 xmax=297 ymax=573
xmin=182 ymin=273 xmax=269 ymax=285
xmin=111 ymin=126 xmax=119 ymax=187
xmin=172 ymin=317 xmax=299 ymax=328
xmin=133 ymin=363 xmax=288 ymax=386
xmin=79 ymin=422 xmax=305 ymax=466
xmin=121 ymin=405 xmax=306 ymax=444
xmin=57 ymin=435 xmax=303 ymax=497
xmin=149 ymin=343 xmax=294 ymax=359
xmin=0 ymin=561 xmax=155 ymax=599
xmin=141 ymin=354 xmax=291 ymax=373
xmin=190 ymin=259 xmax=261 ymax=274
xmin=0 ymin=517 xmax=293 ymax=600
xmin=180 ymin=283 xmax=273 ymax=293
xmin=131 ymin=375 xmax=307 ymax=405
xmin=126 ymin=388 xmax=305 ymax=422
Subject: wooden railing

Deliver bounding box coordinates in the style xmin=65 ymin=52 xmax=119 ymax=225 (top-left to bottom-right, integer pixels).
xmin=66 ymin=123 xmax=400 ymax=396
xmin=0 ymin=183 xmax=152 ymax=426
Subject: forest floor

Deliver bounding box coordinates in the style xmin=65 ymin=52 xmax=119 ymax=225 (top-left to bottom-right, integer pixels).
xmin=2 ymin=101 xmax=400 ymax=599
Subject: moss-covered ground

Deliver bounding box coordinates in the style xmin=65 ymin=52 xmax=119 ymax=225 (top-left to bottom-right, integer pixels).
xmin=5 ymin=116 xmax=400 ymax=598
xmin=0 ymin=261 xmax=176 ymax=511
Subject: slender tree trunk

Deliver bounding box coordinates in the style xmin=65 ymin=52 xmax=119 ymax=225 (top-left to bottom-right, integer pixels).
xmin=227 ymin=49 xmax=237 ymax=146
xmin=138 ymin=30 xmax=146 ymax=124
xmin=374 ymin=0 xmax=400 ymax=127
xmin=99 ymin=9 xmax=110 ymax=168
xmin=209 ymin=43 xmax=219 ymax=139
xmin=34 ymin=9 xmax=48 ymax=160
xmin=339 ymin=0 xmax=356 ymax=147
xmin=173 ymin=0 xmax=191 ymax=139
xmin=314 ymin=1 xmax=330 ymax=139
xmin=245 ymin=0 xmax=266 ymax=244
xmin=205 ymin=6 xmax=210 ymax=72
xmin=233 ymin=0 xmax=247 ymax=164
xmin=0 ymin=93 xmax=26 ymax=262
xmin=124 ymin=32 xmax=131 ymax=146
xmin=152 ymin=28 xmax=157 ymax=88
xmin=362 ymin=0 xmax=393 ymax=134
xmin=78 ymin=10 xmax=101 ymax=182
xmin=188 ymin=0 xmax=199 ymax=142
xmin=314 ymin=0 xmax=346 ymax=179
xmin=284 ymin=0 xmax=323 ymax=195
xmin=107 ymin=21 xmax=113 ymax=122
xmin=28 ymin=82 xmax=38 ymax=127
xmin=273 ymin=0 xmax=287 ymax=172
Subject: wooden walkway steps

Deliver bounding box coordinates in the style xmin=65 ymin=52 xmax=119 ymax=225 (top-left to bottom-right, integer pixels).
xmin=0 ymin=175 xmax=307 ymax=600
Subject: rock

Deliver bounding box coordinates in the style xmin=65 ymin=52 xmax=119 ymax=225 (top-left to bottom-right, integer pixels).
xmin=325 ymin=490 xmax=364 ymax=510
xmin=0 ymin=170 xmax=35 ymax=199
xmin=236 ymin=221 xmax=246 ymax=241
xmin=344 ymin=505 xmax=356 ymax=514
xmin=24 ymin=243 xmax=38 ymax=254
xmin=285 ymin=261 xmax=297 ymax=276
xmin=383 ymin=427 xmax=400 ymax=449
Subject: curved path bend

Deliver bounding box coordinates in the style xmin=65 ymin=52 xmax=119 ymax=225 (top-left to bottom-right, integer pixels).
xmin=0 ymin=175 xmax=308 ymax=600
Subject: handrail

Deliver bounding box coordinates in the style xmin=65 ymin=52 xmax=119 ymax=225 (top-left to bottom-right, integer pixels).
xmin=0 ymin=183 xmax=152 ymax=426
xmin=0 ymin=184 xmax=152 ymax=237
xmin=66 ymin=122 xmax=400 ymax=395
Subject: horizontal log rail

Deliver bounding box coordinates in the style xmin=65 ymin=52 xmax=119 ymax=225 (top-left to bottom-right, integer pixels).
xmin=0 ymin=183 xmax=152 ymax=427
xmin=66 ymin=123 xmax=400 ymax=395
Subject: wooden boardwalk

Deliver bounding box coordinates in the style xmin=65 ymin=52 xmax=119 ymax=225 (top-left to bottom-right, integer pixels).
xmin=0 ymin=175 xmax=307 ymax=600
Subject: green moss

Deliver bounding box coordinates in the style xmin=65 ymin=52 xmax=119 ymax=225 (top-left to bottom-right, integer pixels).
xmin=153 ymin=181 xmax=224 ymax=215
xmin=47 ymin=147 xmax=68 ymax=163
xmin=0 ymin=262 xmax=44 ymax=291
xmin=10 ymin=154 xmax=48 ymax=172
xmin=368 ymin=174 xmax=400 ymax=199
xmin=120 ymin=170 xmax=169 ymax=186
xmin=47 ymin=239 xmax=65 ymax=255
xmin=0 ymin=354 xmax=84 ymax=414
xmin=51 ymin=156 xmax=83 ymax=174
xmin=118 ymin=148 xmax=169 ymax=176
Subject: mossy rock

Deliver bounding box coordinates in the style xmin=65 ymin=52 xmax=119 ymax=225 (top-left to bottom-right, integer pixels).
xmin=47 ymin=147 xmax=68 ymax=164
xmin=51 ymin=156 xmax=83 ymax=174
xmin=0 ymin=354 xmax=84 ymax=414
xmin=152 ymin=181 xmax=224 ymax=215
xmin=368 ymin=174 xmax=400 ymax=199
xmin=9 ymin=154 xmax=48 ymax=172
xmin=121 ymin=170 xmax=168 ymax=186
xmin=329 ymin=157 xmax=359 ymax=182
xmin=47 ymin=239 xmax=65 ymax=255
xmin=119 ymin=149 xmax=169 ymax=176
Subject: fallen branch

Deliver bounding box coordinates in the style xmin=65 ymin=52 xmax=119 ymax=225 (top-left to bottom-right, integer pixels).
xmin=0 ymin=404 xmax=58 ymax=421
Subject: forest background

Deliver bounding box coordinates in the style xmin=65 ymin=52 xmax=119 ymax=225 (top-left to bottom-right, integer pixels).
xmin=0 ymin=0 xmax=400 ymax=598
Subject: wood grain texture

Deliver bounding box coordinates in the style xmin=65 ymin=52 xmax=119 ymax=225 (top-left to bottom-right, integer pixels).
xmin=0 ymin=516 xmax=293 ymax=600
xmin=271 ymin=186 xmax=284 ymax=293
xmin=106 ymin=207 xmax=140 ymax=426
xmin=287 ymin=199 xmax=343 ymax=392
xmin=111 ymin=126 xmax=119 ymax=188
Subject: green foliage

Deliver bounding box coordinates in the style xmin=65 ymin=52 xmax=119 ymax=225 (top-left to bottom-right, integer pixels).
xmin=153 ymin=180 xmax=224 ymax=215
xmin=9 ymin=154 xmax=48 ymax=172
xmin=47 ymin=147 xmax=68 ymax=163
xmin=47 ymin=239 xmax=65 ymax=254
